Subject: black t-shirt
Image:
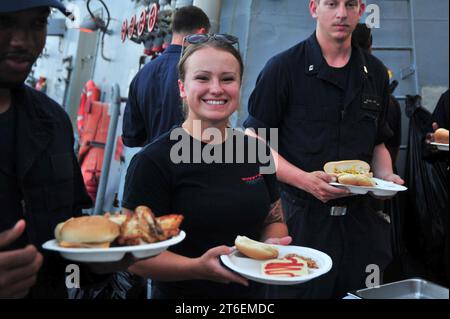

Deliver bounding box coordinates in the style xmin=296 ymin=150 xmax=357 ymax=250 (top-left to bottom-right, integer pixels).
xmin=327 ymin=62 xmax=351 ymax=92
xmin=123 ymin=126 xmax=279 ymax=297
xmin=0 ymin=105 xmax=16 ymax=177
xmin=327 ymin=61 xmax=351 ymax=114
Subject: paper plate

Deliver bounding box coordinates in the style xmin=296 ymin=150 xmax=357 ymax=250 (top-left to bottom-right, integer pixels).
xmin=42 ymin=231 xmax=185 ymax=262
xmin=330 ymin=178 xmax=407 ymax=196
xmin=220 ymin=245 xmax=332 ymax=285
xmin=431 ymin=142 xmax=449 ymax=152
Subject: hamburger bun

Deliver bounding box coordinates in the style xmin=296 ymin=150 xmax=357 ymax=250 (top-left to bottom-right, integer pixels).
xmin=54 ymin=222 xmax=65 ymax=242
xmin=57 ymin=216 xmax=120 ymax=248
xmin=435 ymin=128 xmax=449 ymax=144
xmin=324 ymin=160 xmax=376 ymax=187
xmin=235 ymin=235 xmax=279 ymax=260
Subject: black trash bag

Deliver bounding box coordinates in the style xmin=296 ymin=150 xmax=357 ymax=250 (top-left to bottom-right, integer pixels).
xmin=402 ymin=95 xmax=448 ymax=274
xmin=68 ymin=271 xmax=148 ymax=299
xmin=382 ymin=190 xmax=409 ymax=284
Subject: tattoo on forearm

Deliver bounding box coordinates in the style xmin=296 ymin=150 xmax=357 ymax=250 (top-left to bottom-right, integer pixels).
xmin=264 ymin=199 xmax=285 ymax=226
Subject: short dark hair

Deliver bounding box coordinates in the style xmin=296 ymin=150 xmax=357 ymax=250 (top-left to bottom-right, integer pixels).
xmin=171 ymin=6 xmax=211 ymax=35
xmin=353 ymin=23 xmax=373 ymax=51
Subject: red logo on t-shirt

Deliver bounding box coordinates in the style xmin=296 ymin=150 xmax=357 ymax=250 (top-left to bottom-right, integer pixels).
xmin=241 ymin=173 xmax=263 ymax=185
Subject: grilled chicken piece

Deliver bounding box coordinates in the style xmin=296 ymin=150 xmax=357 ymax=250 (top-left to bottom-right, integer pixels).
xmin=138 ymin=206 xmax=167 ymax=241
xmin=118 ymin=206 xmax=166 ymax=245
xmin=156 ymin=214 xmax=184 ymax=238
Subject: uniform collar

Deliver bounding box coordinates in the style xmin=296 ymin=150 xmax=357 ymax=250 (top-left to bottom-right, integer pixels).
xmin=304 ymin=33 xmax=325 ymax=75
xmin=163 ymin=44 xmax=182 ymax=54
xmin=304 ymin=33 xmax=372 ymax=111
xmin=304 ymin=32 xmax=370 ymax=79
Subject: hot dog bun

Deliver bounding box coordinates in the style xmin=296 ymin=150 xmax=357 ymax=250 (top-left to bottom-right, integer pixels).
xmin=337 ymin=173 xmax=375 ymax=187
xmin=324 ymin=160 xmax=371 ymax=176
xmin=235 ymin=235 xmax=279 ymax=260
xmin=435 ymin=128 xmax=449 ymax=144
xmin=324 ymin=160 xmax=376 ymax=187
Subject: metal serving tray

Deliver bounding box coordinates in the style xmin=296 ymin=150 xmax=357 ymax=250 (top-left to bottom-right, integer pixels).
xmin=349 ymin=278 xmax=449 ymax=299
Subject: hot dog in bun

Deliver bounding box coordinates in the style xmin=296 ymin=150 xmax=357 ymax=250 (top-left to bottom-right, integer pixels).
xmin=434 ymin=128 xmax=449 ymax=144
xmin=324 ymin=160 xmax=376 ymax=187
xmin=235 ymin=235 xmax=279 ymax=260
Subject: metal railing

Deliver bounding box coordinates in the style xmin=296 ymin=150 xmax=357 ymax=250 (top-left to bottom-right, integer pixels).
xmin=94 ymin=83 xmax=122 ymax=215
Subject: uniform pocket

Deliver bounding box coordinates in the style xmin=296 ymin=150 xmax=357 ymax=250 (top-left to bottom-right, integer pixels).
xmin=361 ymin=94 xmax=382 ymax=113
xmin=296 ymin=104 xmax=335 ymax=122
xmin=286 ymin=105 xmax=335 ymax=154
xmin=360 ymin=94 xmax=381 ymax=123
xmin=360 ymin=109 xmax=379 ymax=126
xmin=354 ymin=110 xmax=380 ymax=159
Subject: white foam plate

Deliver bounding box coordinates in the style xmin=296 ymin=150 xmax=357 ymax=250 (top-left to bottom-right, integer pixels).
xmin=330 ymin=177 xmax=407 ymax=196
xmin=220 ymin=245 xmax=332 ymax=285
xmin=431 ymin=142 xmax=449 ymax=151
xmin=42 ymin=231 xmax=185 ymax=262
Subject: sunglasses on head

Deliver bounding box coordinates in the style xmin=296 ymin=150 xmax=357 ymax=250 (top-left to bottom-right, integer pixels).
xmin=180 ymin=33 xmax=240 ymax=58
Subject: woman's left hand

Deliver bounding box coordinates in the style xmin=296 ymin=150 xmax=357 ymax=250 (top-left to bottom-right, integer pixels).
xmin=264 ymin=236 xmax=292 ymax=246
